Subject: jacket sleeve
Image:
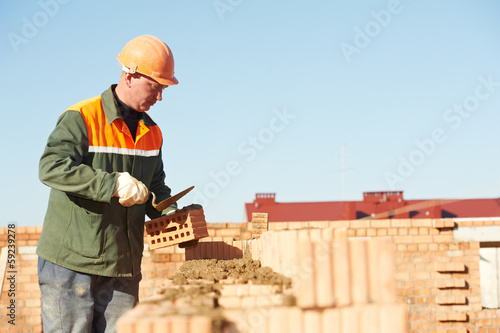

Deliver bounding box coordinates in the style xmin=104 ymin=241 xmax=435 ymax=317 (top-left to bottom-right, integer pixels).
xmin=145 ymin=147 xmax=176 ymax=219
xmin=39 ymin=110 xmax=117 ymax=203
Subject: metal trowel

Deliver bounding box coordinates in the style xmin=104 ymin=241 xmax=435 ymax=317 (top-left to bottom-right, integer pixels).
xmin=151 ymin=186 xmax=195 ymax=212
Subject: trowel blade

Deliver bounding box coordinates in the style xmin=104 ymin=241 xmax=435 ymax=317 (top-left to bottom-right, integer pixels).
xmin=153 ymin=186 xmax=195 ymax=212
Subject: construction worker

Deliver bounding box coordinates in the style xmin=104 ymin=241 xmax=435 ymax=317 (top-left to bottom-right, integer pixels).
xmin=37 ymin=35 xmax=179 ymax=332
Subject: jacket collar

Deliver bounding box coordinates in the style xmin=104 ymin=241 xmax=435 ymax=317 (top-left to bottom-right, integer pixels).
xmin=101 ymin=85 xmax=157 ymax=127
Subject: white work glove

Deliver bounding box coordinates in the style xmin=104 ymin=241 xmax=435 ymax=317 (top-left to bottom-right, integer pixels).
xmin=113 ymin=172 xmax=149 ymax=207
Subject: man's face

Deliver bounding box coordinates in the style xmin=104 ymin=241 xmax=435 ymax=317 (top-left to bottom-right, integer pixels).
xmin=128 ymin=73 xmax=169 ymax=112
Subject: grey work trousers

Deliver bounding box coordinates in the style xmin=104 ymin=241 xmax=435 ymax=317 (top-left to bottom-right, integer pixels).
xmin=38 ymin=257 xmax=141 ymax=333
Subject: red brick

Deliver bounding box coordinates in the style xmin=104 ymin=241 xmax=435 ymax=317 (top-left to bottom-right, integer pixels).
xmin=296 ymin=241 xmax=315 ymax=308
xmin=394 ymin=235 xmax=413 ymax=244
xmin=333 ymin=229 xmax=351 ymax=307
xmin=146 ymin=208 xmax=208 ymax=249
xmin=387 ymin=228 xmax=398 ymax=236
xmin=371 ymin=220 xmax=391 ymax=228
xmin=469 ymin=242 xmax=480 ymax=249
xmin=434 ymin=219 xmax=456 ymax=229
xmin=412 ymin=271 xmax=431 ymax=280
xmin=267 ymin=307 xmax=288 ymax=332
xmin=151 ymin=315 xmax=171 ymax=333
xmin=436 ymin=295 xmax=467 ymax=305
xmin=376 ymin=229 xmax=388 ymax=236
xmin=355 ymin=228 xmax=367 ymax=237
xmin=418 ymin=227 xmax=430 ymax=235
xmin=436 ymin=312 xmax=468 ymax=322
xmin=307 ymin=221 xmax=328 ymax=229
xmin=434 ymin=235 xmax=454 ymax=243
xmin=436 ymin=278 xmax=467 ymax=289
xmin=303 ymin=310 xmax=321 ymax=333
xmin=368 ymin=237 xmax=396 ymax=303
xmin=313 ymin=242 xmax=334 ymax=308
xmin=409 ymin=227 xmax=419 ymax=235
xmin=349 ymin=238 xmax=369 ymax=304
xmin=340 ymin=307 xmax=360 ymax=333
xmin=391 ymin=219 xmax=412 ymax=228
xmin=116 ymin=313 xmax=139 ymax=333
xmin=360 ymin=305 xmax=381 ymax=332
xmin=287 ymin=307 xmax=304 ymax=333
xmin=435 ymin=263 xmax=466 ymax=273
xmin=398 ymin=228 xmax=409 ymax=236
xmin=412 ymin=219 xmax=433 ymax=227
xmin=321 ymin=308 xmax=341 ymax=332
xmin=350 ymin=219 xmax=371 ymax=229
xmin=331 ymin=221 xmax=350 ymax=229
xmin=414 ymin=235 xmax=433 ymax=243
xmin=418 ymin=243 xmax=429 ymax=251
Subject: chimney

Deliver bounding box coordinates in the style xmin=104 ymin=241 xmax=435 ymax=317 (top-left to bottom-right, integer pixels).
xmin=254 ymin=193 xmax=276 ymax=209
xmin=363 ymin=191 xmax=404 ymax=203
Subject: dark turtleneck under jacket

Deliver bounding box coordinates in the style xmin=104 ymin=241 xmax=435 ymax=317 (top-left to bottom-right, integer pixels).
xmin=113 ymin=91 xmax=142 ymax=141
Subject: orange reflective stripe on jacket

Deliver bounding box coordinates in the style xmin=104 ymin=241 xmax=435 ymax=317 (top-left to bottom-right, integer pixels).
xmin=68 ymin=95 xmax=162 ymax=157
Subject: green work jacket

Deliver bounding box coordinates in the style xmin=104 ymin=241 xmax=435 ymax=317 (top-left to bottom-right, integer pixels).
xmin=37 ymin=85 xmax=175 ymax=277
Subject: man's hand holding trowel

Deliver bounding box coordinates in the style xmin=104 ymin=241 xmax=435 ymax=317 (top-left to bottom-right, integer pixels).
xmin=112 ymin=172 xmax=201 ymax=249
xmin=112 ymin=172 xmax=194 ymax=211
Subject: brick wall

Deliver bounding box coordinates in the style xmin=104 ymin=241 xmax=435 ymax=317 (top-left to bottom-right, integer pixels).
xmin=0 ymin=227 xmax=42 ymax=333
xmin=0 ymin=224 xmax=249 ymax=332
xmin=118 ymin=229 xmax=408 ymax=333
xmin=262 ymin=218 xmax=499 ymax=332
xmin=2 ymin=218 xmax=500 ymax=332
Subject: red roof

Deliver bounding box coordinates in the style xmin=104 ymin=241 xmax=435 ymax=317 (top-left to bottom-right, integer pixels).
xmin=244 ymin=192 xmax=500 ymax=222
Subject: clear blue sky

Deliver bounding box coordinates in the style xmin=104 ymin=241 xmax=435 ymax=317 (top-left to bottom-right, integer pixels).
xmin=1 ymin=0 xmax=499 ymax=226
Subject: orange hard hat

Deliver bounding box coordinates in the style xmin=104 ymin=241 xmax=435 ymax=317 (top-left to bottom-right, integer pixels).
xmin=117 ymin=35 xmax=178 ymax=86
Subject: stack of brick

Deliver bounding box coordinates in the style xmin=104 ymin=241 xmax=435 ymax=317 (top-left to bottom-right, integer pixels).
xmin=119 ymin=280 xmax=296 ymax=333
xmin=238 ymin=228 xmax=408 ymax=332
xmin=122 ymin=227 xmax=407 ymax=333
xmin=250 ymin=213 xmax=269 ymax=237
xmin=116 ymin=303 xmax=213 ymax=333
xmin=117 ymin=278 xmax=221 ymax=333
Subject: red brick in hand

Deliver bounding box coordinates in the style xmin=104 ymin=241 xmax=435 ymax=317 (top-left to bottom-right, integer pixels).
xmin=145 ymin=206 xmax=209 ymax=250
